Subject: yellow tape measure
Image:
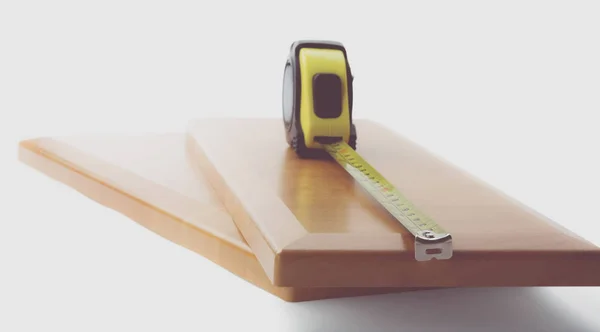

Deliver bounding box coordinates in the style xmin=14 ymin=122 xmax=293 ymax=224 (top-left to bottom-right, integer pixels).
xmin=324 ymin=141 xmax=453 ymax=261
xmin=282 ymin=40 xmax=453 ymax=261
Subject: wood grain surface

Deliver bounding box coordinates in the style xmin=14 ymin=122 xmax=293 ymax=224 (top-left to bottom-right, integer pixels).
xmin=18 ymin=134 xmax=411 ymax=302
xmin=187 ymin=118 xmax=600 ymax=287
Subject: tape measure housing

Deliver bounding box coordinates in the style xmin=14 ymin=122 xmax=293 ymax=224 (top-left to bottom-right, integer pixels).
xmin=282 ymin=40 xmax=356 ymax=157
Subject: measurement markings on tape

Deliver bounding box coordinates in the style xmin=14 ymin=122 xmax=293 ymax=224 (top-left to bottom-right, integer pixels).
xmin=323 ymin=141 xmax=453 ymax=261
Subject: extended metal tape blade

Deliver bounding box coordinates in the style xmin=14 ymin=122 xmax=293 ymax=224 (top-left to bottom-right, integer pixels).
xmin=323 ymin=141 xmax=453 ymax=261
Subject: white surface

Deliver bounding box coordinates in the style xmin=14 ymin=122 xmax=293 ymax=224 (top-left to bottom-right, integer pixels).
xmin=2 ymin=1 xmax=600 ymax=331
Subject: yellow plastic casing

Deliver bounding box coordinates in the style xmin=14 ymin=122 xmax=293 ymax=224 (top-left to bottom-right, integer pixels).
xmin=298 ymin=48 xmax=351 ymax=149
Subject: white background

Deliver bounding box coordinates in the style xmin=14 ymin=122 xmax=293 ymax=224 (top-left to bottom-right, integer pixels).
xmin=2 ymin=1 xmax=600 ymax=331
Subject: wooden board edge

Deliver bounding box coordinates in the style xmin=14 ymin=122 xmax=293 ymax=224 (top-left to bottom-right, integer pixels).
xmin=184 ymin=132 xmax=284 ymax=283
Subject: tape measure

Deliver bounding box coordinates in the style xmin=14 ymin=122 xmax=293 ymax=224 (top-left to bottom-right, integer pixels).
xmin=282 ymin=40 xmax=453 ymax=261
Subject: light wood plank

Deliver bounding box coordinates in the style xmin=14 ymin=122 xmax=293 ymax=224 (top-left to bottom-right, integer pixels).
xmin=187 ymin=118 xmax=600 ymax=287
xmin=18 ymin=134 xmax=411 ymax=301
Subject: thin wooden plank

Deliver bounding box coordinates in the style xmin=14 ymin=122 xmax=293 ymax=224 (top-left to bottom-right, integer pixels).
xmin=187 ymin=118 xmax=600 ymax=287
xmin=18 ymin=134 xmax=411 ymax=302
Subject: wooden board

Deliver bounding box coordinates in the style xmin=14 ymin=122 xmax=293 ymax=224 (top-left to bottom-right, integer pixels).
xmin=18 ymin=134 xmax=412 ymax=302
xmin=187 ymin=118 xmax=600 ymax=288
